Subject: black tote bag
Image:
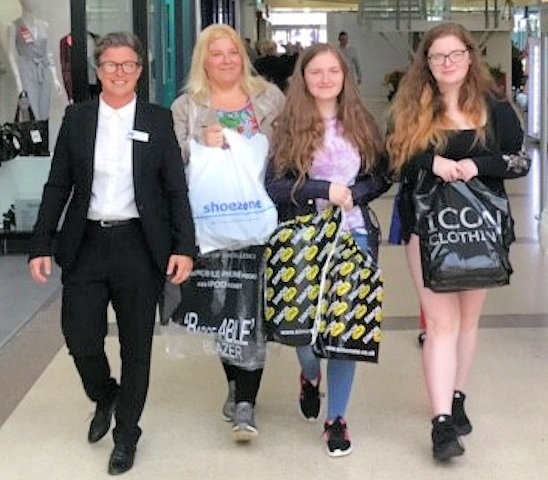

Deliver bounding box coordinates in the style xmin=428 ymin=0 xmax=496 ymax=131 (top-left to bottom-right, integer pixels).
xmin=414 ymin=171 xmax=513 ymax=292
xmin=162 ymin=245 xmax=267 ymax=370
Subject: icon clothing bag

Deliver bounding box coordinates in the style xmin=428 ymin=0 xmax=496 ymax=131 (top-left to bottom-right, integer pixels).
xmin=414 ymin=171 xmax=514 ymax=292
xmin=186 ymin=128 xmax=277 ymax=254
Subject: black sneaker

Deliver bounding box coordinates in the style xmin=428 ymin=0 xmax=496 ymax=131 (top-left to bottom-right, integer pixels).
xmin=323 ymin=416 xmax=352 ymax=457
xmin=299 ymin=372 xmax=321 ymax=421
xmin=431 ymin=415 xmax=465 ymax=461
xmin=452 ymin=390 xmax=473 ymax=435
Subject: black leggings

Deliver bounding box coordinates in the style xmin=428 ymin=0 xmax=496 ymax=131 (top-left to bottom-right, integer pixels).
xmin=222 ymin=362 xmax=263 ymax=405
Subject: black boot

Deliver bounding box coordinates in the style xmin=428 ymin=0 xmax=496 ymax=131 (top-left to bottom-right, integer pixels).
xmin=452 ymin=390 xmax=473 ymax=435
xmin=431 ymin=414 xmax=465 ymax=461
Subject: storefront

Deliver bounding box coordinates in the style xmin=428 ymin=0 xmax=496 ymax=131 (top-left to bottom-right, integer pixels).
xmin=69 ymin=0 xmax=198 ymax=107
xmin=0 ymin=0 xmax=208 ymax=242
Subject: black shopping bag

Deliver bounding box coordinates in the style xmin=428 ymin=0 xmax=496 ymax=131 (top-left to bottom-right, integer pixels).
xmin=164 ymin=246 xmax=266 ymax=369
xmin=312 ymin=232 xmax=383 ymax=363
xmin=414 ymin=171 xmax=513 ymax=292
xmin=12 ymin=91 xmax=49 ymax=157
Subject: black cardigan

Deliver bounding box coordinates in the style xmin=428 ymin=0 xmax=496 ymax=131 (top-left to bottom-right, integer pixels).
xmin=265 ymin=155 xmax=392 ymax=223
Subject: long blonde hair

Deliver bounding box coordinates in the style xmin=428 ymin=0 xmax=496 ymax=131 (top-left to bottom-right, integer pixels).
xmin=184 ymin=24 xmax=270 ymax=102
xmin=270 ymin=43 xmax=384 ymax=192
xmin=386 ymin=22 xmax=502 ymax=173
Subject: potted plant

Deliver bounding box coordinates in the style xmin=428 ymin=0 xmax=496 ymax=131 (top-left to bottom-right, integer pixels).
xmin=384 ymin=69 xmax=406 ymax=101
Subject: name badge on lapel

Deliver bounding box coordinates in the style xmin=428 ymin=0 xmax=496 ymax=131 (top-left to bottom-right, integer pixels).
xmin=128 ymin=130 xmax=150 ymax=142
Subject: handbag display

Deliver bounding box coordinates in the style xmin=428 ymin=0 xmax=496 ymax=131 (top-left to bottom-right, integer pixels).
xmin=0 ymin=122 xmax=22 ymax=163
xmin=11 ymin=91 xmax=49 ymax=157
xmin=187 ymin=128 xmax=277 ymax=253
xmin=414 ymin=171 xmax=513 ymax=292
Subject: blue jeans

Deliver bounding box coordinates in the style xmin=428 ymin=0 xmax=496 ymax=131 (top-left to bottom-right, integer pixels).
xmin=297 ymin=228 xmax=368 ymax=421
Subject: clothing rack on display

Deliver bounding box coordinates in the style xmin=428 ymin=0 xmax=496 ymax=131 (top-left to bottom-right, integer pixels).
xmin=60 ymin=31 xmax=102 ymax=103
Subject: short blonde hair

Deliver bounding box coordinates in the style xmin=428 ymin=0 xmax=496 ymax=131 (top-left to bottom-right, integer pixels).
xmin=256 ymin=39 xmax=277 ymax=56
xmin=185 ymin=24 xmax=269 ymax=102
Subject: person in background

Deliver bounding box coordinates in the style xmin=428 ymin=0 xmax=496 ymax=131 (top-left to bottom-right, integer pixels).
xmin=253 ymin=39 xmax=288 ymax=92
xmin=171 ymin=23 xmax=284 ymax=442
xmin=386 ymin=22 xmax=527 ymax=461
xmin=28 ymin=32 xmax=195 ymax=475
xmin=266 ymin=43 xmax=390 ymax=457
xmin=244 ymin=37 xmax=258 ymax=63
xmin=337 ymin=31 xmax=362 ymax=86
xmin=279 ymin=42 xmax=300 ymax=89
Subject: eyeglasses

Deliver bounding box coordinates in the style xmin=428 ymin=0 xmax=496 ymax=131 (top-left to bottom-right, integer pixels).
xmin=98 ymin=61 xmax=141 ymax=74
xmin=427 ymin=49 xmax=469 ymax=66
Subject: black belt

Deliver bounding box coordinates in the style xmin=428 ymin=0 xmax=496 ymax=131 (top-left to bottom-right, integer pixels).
xmin=87 ymin=219 xmax=139 ymax=228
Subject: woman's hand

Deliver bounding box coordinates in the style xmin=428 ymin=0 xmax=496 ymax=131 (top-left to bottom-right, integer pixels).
xmin=329 ymin=183 xmax=354 ymax=210
xmin=433 ymin=154 xmax=460 ymax=182
xmin=202 ymin=124 xmax=225 ymax=148
xmin=456 ymin=158 xmax=479 ymax=182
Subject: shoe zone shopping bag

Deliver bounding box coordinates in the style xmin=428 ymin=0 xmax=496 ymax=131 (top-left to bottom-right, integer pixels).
xmin=164 ymin=246 xmax=266 ymax=370
xmin=414 ymin=172 xmax=513 ymax=292
xmin=312 ymin=232 xmax=384 ymax=363
xmin=187 ymin=129 xmax=278 ymax=254
xmin=264 ymin=208 xmax=341 ymax=346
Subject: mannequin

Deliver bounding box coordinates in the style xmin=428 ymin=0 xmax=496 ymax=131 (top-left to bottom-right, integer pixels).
xmin=7 ymin=0 xmax=62 ymax=121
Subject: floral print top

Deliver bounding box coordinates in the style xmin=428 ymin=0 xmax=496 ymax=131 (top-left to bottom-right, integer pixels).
xmin=216 ymin=102 xmax=260 ymax=138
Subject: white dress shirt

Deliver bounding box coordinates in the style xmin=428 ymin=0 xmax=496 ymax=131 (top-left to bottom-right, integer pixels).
xmin=87 ymin=95 xmax=140 ymax=221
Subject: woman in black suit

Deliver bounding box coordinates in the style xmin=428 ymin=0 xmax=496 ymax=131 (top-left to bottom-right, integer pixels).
xmin=28 ymin=32 xmax=196 ymax=475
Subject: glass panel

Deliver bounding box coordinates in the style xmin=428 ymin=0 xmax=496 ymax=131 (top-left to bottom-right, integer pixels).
xmin=86 ymin=0 xmax=133 ymax=35
xmin=85 ymin=0 xmax=134 ymax=99
xmin=149 ymin=0 xmax=176 ymax=106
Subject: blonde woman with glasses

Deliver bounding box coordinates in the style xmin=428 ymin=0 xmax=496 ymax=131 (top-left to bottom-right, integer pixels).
xmin=386 ymin=23 xmax=527 ymax=461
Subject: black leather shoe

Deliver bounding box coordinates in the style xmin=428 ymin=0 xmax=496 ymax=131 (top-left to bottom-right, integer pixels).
xmin=88 ymin=397 xmax=117 ymax=443
xmin=108 ymin=443 xmax=136 ymax=475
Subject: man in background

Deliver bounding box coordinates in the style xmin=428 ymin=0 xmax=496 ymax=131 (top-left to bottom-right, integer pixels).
xmin=338 ymin=31 xmax=362 ymax=86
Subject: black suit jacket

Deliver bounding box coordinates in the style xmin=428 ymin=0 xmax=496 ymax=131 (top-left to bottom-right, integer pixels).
xmin=28 ymin=98 xmax=196 ymax=272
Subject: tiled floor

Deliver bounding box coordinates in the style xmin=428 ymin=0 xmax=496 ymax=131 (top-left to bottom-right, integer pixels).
xmin=0 ymin=142 xmax=547 ymax=479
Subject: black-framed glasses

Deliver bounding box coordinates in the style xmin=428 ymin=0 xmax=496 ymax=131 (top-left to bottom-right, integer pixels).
xmin=427 ymin=49 xmax=469 ymax=66
xmin=98 ymin=61 xmax=141 ymax=74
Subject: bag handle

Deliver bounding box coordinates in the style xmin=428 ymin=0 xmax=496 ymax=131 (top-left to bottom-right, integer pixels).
xmin=14 ymin=91 xmax=36 ymax=123
xmin=310 ymin=207 xmax=343 ymax=344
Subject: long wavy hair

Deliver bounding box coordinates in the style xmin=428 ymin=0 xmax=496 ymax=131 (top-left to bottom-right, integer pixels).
xmin=270 ymin=43 xmax=383 ymax=192
xmin=386 ymin=22 xmax=503 ymax=173
xmin=184 ymin=24 xmax=270 ymax=102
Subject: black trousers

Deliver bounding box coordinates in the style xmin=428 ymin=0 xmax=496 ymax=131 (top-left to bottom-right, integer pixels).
xmin=222 ymin=362 xmax=263 ymax=405
xmin=61 ymin=221 xmax=163 ymax=445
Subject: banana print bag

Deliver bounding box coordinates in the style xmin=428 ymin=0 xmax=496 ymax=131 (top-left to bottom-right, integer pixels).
xmin=265 ymin=207 xmax=384 ymax=362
